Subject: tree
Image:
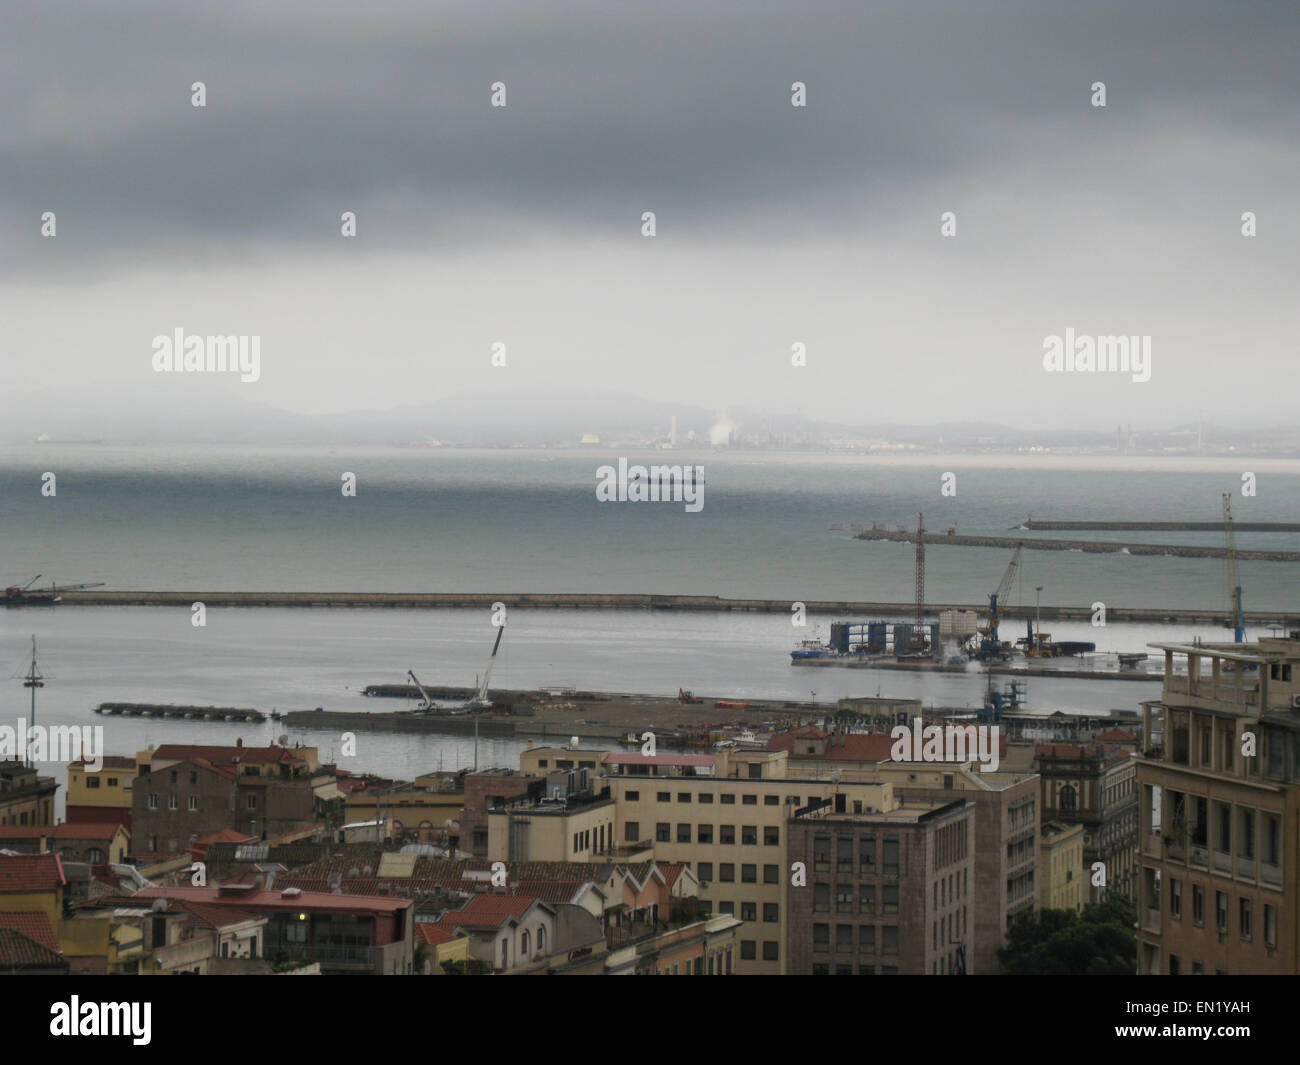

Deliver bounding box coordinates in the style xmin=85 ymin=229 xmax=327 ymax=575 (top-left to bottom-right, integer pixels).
xmin=998 ymin=895 xmax=1137 ymax=974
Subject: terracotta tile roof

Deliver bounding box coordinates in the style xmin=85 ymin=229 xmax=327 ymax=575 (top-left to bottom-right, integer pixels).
xmin=133 ymin=885 xmax=414 ymax=914
xmin=0 ymin=911 xmax=60 ymax=953
xmin=0 ymin=928 xmax=67 ymax=968
xmin=416 ymin=923 xmax=463 ymax=947
xmin=512 ymin=880 xmax=592 ymax=904
xmin=70 ymin=756 xmax=137 ymax=771
xmin=0 ymin=826 xmax=48 ymax=839
xmin=0 ymin=853 xmax=66 ymax=893
xmin=48 ymin=823 xmax=124 ymax=840
xmin=195 ymin=829 xmax=256 ymax=847
xmin=171 ymin=899 xmax=262 ymax=930
xmin=447 ymin=893 xmax=541 ymax=929
xmin=150 ymin=744 xmax=308 ymax=765
xmin=1095 ymin=728 xmax=1138 ymax=742
xmin=657 ymin=863 xmax=687 ymax=889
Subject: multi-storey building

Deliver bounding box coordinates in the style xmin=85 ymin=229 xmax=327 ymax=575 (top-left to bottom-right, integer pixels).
xmin=133 ymin=742 xmax=317 ymax=855
xmin=65 ymin=756 xmax=137 ymax=829
xmin=785 ymin=796 xmax=974 ymax=975
xmin=1039 ymin=820 xmax=1085 ymax=913
xmin=0 ymin=761 xmax=57 ymax=827
xmin=1035 ymin=742 xmax=1137 ymax=902
xmin=1137 ymin=634 xmax=1300 ymax=975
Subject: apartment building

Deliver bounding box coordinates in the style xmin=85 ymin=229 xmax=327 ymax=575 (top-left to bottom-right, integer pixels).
xmin=1137 ymin=634 xmax=1300 ymax=975
xmin=1040 ymin=820 xmax=1085 ymax=913
xmin=827 ymin=759 xmax=1039 ymax=974
xmin=65 ymin=756 xmax=137 ymax=829
xmin=785 ymin=796 xmax=974 ymax=975
xmin=133 ymin=742 xmax=317 ymax=854
xmin=0 ymin=761 xmax=57 ymax=827
xmin=1036 ymin=742 xmax=1137 ymax=902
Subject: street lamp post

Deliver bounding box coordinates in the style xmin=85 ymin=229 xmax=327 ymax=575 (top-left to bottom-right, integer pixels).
xmin=1035 ymin=586 xmax=1043 ymax=654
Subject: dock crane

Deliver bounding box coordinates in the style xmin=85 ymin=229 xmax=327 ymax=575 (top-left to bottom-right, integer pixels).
xmin=406 ymin=670 xmax=437 ymax=713
xmin=971 ymin=545 xmax=1022 ymax=660
xmin=464 ymin=623 xmax=506 ymax=712
xmin=1223 ymin=493 xmax=1245 ymax=642
xmin=5 ymin=576 xmax=107 ymax=604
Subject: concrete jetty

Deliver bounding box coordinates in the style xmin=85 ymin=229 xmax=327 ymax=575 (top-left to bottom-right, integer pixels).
xmin=853 ymin=527 xmax=1300 ymax=561
xmin=1023 ymin=520 xmax=1300 ymax=532
xmin=53 ymin=589 xmax=1295 ymax=627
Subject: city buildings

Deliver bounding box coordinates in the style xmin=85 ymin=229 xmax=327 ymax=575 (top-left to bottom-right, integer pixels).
xmin=1137 ymin=634 xmax=1300 ymax=975
xmin=1039 ymin=820 xmax=1086 ymax=913
xmin=0 ymin=761 xmax=57 ymax=827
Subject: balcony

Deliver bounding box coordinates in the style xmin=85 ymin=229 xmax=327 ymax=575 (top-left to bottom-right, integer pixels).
xmin=1261 ymin=863 xmax=1282 ymax=887
xmin=1212 ymin=850 xmax=1231 ymax=874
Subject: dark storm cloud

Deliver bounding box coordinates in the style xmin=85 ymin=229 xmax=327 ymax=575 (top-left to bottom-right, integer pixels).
xmin=4 ymin=0 xmax=1298 ymax=275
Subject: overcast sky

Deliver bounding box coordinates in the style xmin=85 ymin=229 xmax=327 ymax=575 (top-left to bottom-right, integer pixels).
xmin=3 ymin=0 xmax=1297 ymax=431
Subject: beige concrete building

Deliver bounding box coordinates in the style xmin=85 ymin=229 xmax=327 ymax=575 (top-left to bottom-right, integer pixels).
xmin=1040 ymin=820 xmax=1085 ymax=913
xmin=1137 ymin=634 xmax=1300 ymax=975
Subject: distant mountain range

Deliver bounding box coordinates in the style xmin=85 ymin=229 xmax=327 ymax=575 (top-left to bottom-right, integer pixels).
xmin=1 ymin=382 xmax=1287 ymax=451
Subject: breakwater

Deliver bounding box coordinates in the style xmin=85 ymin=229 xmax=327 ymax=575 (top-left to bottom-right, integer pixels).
xmin=1022 ymin=520 xmax=1300 ymax=532
xmin=853 ymin=528 xmax=1300 ymax=562
xmin=55 ymin=590 xmax=1294 ymax=626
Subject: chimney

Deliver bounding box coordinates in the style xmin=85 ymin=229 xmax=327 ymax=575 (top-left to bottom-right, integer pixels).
xmin=236 ymin=738 xmax=243 ymax=748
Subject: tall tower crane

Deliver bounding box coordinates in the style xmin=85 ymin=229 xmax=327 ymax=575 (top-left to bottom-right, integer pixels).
xmin=974 ymin=545 xmax=1022 ymax=660
xmin=1222 ymin=493 xmax=1245 ymax=643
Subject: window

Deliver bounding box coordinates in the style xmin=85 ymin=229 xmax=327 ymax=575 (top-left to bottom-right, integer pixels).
xmin=677 ymin=824 xmax=691 ymax=843
xmin=859 ymin=885 xmax=876 ymax=915
xmin=720 ymin=825 xmax=736 ymax=844
xmin=246 ymin=794 xmax=257 ymax=809
xmin=148 ymin=793 xmax=159 ymax=810
xmin=748 ymin=763 xmax=762 ymax=779
xmin=86 ymin=777 xmax=101 ymax=790
xmin=741 ymin=826 xmax=757 ymax=845
xmin=720 ymin=863 xmax=735 ymax=882
xmin=1239 ymin=898 xmax=1252 ymax=940
xmin=1192 ymin=885 xmax=1204 ymax=925
xmin=697 ymin=824 xmax=714 ymax=844
xmin=520 ymin=930 xmax=530 ymax=956
xmin=740 ymin=941 xmax=756 ymax=960
xmin=677 ymin=792 xmax=691 ymax=803
xmin=814 ymin=884 xmax=830 ymax=912
xmin=881 ymin=926 xmax=899 ymax=955
xmin=763 ymin=864 xmax=779 ymax=884
xmin=188 ymin=795 xmax=198 ymax=812
xmin=719 ymin=901 xmax=735 ymax=915
xmin=859 ymin=925 xmax=876 ymax=953
xmin=813 ymin=924 xmax=830 ymax=952
xmin=762 ymin=941 xmax=779 ymax=961
xmin=699 ymin=792 xmax=713 ymax=804
xmin=625 ymin=822 xmax=640 ymax=841
xmin=836 ymin=885 xmax=853 ymax=913
xmin=741 ymin=902 xmax=756 ymax=921
xmin=1265 ymin=904 xmax=1277 ymax=948
xmin=837 ymin=836 xmax=853 ymax=873
xmin=721 ymin=794 xmax=736 ymax=805
xmin=1169 ymin=877 xmax=1181 ymax=918
xmin=741 ymin=863 xmax=757 ymax=883
xmin=836 ymin=925 xmax=853 ymax=953
xmin=656 ymin=822 xmax=671 ymax=842
xmin=168 ymin=794 xmax=178 ymax=810
xmin=883 ymin=885 xmax=899 ymax=914
xmin=814 ymin=833 xmax=831 ymax=872
xmin=882 ymin=837 xmax=899 ymax=876
xmin=107 ymin=777 xmax=118 ymax=786
xmin=698 ymin=862 xmax=713 ymax=882
xmin=764 ymin=826 xmax=779 ymax=846
xmin=1215 ymin=891 xmax=1228 ymax=933
xmin=743 ymin=794 xmax=757 ymax=805
xmin=763 ymin=903 xmax=778 ymax=923
xmin=625 ymin=791 xmax=639 ymax=802
xmin=860 ymin=835 xmax=876 ymax=873
xmin=764 ymin=795 xmax=779 ymax=806
xmin=537 ymin=926 xmax=546 ymax=953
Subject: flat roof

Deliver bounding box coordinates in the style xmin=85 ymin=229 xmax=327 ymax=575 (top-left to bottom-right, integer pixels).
xmin=1149 ymin=642 xmax=1270 ymax=664
xmin=605 ymin=754 xmax=715 ymax=766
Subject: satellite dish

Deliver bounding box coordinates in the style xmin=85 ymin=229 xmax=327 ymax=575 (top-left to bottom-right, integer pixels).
xmin=570 ymin=736 xmax=579 ymax=749
xmin=278 ymin=734 xmax=288 ymax=746
xmin=150 ymin=898 xmax=168 ymax=912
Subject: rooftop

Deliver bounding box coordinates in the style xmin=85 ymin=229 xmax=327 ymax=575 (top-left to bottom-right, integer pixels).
xmin=0 ymin=853 xmax=67 ymax=893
